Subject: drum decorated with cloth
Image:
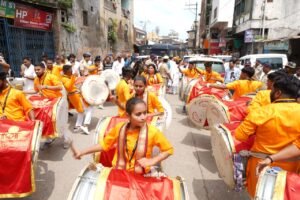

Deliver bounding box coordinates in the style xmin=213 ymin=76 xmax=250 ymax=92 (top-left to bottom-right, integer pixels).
xmin=186 ymin=94 xmax=219 ymax=128
xmin=255 ymin=167 xmax=300 ymax=200
xmin=206 ymin=95 xmax=253 ymax=127
xmin=99 ymin=69 xmax=120 ymax=90
xmin=67 ymin=165 xmax=189 ymax=200
xmin=81 ymin=75 xmax=109 ymax=106
xmin=210 ymin=122 xmax=255 ymax=190
xmin=7 ymin=77 xmax=25 ymax=90
xmin=0 ymin=120 xmax=43 ymax=198
xmin=183 ymin=78 xmax=199 ymax=103
xmin=27 ymin=95 xmax=68 ymax=139
xmin=94 ymin=116 xmax=164 ymax=166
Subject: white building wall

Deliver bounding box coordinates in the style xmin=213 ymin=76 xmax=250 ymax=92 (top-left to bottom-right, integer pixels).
xmin=210 ymin=0 xmax=234 ymax=28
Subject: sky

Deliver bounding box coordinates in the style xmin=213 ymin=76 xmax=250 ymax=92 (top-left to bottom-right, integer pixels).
xmin=134 ymin=0 xmax=199 ymax=41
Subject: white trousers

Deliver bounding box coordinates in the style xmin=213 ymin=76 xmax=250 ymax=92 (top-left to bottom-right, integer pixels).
xmin=75 ymin=106 xmax=94 ymax=127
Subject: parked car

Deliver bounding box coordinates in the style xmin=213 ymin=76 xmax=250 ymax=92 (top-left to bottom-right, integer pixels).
xmin=189 ymin=56 xmax=225 ymax=77
xmin=239 ymin=54 xmax=288 ymax=70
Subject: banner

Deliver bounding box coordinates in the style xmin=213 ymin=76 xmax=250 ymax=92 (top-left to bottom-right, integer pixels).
xmin=0 ymin=120 xmax=38 ymax=198
xmin=245 ymin=30 xmax=254 ymax=43
xmin=0 ymin=0 xmax=15 ymax=18
xmin=14 ymin=4 xmax=53 ymax=31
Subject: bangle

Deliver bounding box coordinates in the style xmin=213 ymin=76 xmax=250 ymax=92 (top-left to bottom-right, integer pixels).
xmin=266 ymin=155 xmax=274 ymax=163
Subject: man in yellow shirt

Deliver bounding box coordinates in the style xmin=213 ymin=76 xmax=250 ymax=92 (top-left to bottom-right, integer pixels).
xmin=178 ymin=62 xmax=202 ymax=79
xmin=209 ymin=66 xmax=262 ymax=100
xmin=202 ymin=62 xmax=224 ymax=83
xmin=0 ymin=72 xmax=35 ymax=121
xmin=235 ymin=74 xmax=300 ymax=198
xmin=87 ymin=56 xmax=103 ymax=75
xmin=34 ymin=63 xmax=63 ymax=99
xmin=46 ymin=58 xmax=62 ymax=78
xmin=113 ymin=67 xmax=134 ymax=116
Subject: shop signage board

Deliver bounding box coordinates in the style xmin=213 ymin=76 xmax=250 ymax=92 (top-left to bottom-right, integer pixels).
xmin=14 ymin=4 xmax=53 ymax=31
xmin=0 ymin=0 xmax=15 ymax=18
xmin=244 ymin=30 xmax=254 ymax=43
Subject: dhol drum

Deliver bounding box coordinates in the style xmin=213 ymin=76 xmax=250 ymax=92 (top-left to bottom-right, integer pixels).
xmin=7 ymin=77 xmax=25 ymax=90
xmin=81 ymin=75 xmax=109 ymax=106
xmin=68 ymin=165 xmax=189 ymax=200
xmin=187 ymin=94 xmax=219 ymax=128
xmin=158 ymin=96 xmax=172 ymax=130
xmin=210 ymin=122 xmax=255 ymax=190
xmin=94 ymin=116 xmax=164 ymax=167
xmin=255 ymin=167 xmax=300 ymax=200
xmin=183 ymin=78 xmax=199 ymax=103
xmin=0 ymin=120 xmax=43 ymax=198
xmin=99 ymin=69 xmax=120 ymax=91
xmin=206 ymin=95 xmax=253 ymax=127
xmin=28 ymin=95 xmax=68 ymax=138
xmin=185 ymin=80 xmax=230 ymax=104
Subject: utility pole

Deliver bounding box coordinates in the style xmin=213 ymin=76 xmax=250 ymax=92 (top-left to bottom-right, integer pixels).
xmin=261 ymin=0 xmax=266 ymax=40
xmin=185 ymin=1 xmax=199 ymax=53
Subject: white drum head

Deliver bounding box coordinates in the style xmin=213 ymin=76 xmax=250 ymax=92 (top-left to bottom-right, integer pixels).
xmin=100 ymin=69 xmax=120 ymax=90
xmin=206 ymin=99 xmax=230 ymax=127
xmin=184 ymin=78 xmax=198 ymax=103
xmin=82 ymin=75 xmax=109 ymax=105
xmin=211 ymin=124 xmax=236 ymax=189
xmin=55 ymin=97 xmax=69 ymax=136
xmin=186 ymin=95 xmax=215 ymax=128
xmin=158 ymin=96 xmax=172 ymax=130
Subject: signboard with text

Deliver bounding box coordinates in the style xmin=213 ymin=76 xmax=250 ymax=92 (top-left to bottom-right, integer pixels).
xmin=14 ymin=4 xmax=53 ymax=31
xmin=0 ymin=0 xmax=15 ymax=18
xmin=244 ymin=30 xmax=254 ymax=43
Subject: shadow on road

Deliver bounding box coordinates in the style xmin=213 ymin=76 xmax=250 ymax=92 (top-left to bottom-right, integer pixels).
xmin=193 ymin=150 xmax=218 ymax=174
xmin=192 ymin=178 xmax=249 ymax=200
xmin=38 ymin=138 xmax=68 ymax=161
xmin=181 ymin=132 xmax=211 ymax=150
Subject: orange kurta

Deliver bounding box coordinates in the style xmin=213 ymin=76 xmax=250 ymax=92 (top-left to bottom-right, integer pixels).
xmin=235 ymin=101 xmax=300 ymax=197
xmin=100 ymin=122 xmax=174 ymax=173
xmin=202 ymin=70 xmax=224 ymax=83
xmin=146 ymin=92 xmax=164 ymax=113
xmin=181 ymin=68 xmax=200 ymax=79
xmin=226 ymin=80 xmax=263 ymax=100
xmin=61 ymin=75 xmax=84 ymax=113
xmin=0 ymin=87 xmax=33 ymax=121
xmin=143 ymin=73 xmax=163 ymax=86
xmin=87 ymin=65 xmax=98 ymax=75
xmin=34 ymin=72 xmax=62 ymax=99
xmin=115 ymin=79 xmax=133 ymax=116
xmin=48 ymin=65 xmax=62 ymax=79
xmin=247 ymin=90 xmax=271 ymax=112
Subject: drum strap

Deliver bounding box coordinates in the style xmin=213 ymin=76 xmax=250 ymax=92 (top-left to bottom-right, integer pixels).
xmin=1 ymin=87 xmax=11 ymax=113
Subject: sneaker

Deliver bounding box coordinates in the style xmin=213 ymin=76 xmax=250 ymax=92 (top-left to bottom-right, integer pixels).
xmin=63 ymin=138 xmax=71 ymax=149
xmin=73 ymin=127 xmax=81 ymax=133
xmin=80 ymin=126 xmax=90 ymax=135
xmin=45 ymin=138 xmax=56 ymax=145
xmin=68 ymin=112 xmax=74 ymax=117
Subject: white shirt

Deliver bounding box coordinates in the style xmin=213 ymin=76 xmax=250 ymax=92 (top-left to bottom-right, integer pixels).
xmin=23 ymin=64 xmax=36 ymax=91
xmin=224 ymin=67 xmax=241 ymax=83
xmin=66 ymin=61 xmax=81 ymax=76
xmin=260 ymin=70 xmax=274 ymax=90
xmin=112 ymin=59 xmax=124 ymax=76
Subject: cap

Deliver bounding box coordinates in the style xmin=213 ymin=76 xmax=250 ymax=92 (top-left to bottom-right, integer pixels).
xmin=162 ymin=55 xmax=169 ymax=60
xmin=285 ymin=62 xmax=296 ymax=69
xmin=146 ymin=61 xmax=157 ymax=68
xmin=83 ymin=52 xmax=91 ymax=57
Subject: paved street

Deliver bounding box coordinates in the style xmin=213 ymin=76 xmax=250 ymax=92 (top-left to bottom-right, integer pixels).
xmin=16 ymin=94 xmax=249 ymax=200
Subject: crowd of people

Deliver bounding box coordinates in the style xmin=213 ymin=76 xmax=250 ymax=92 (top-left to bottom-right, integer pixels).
xmin=1 ymin=51 xmax=300 ymax=198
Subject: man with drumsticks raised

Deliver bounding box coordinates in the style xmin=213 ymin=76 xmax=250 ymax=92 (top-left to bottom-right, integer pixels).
xmin=61 ymin=65 xmax=93 ymax=135
xmin=0 ymin=71 xmax=35 ymax=121
xmin=235 ymin=74 xmax=300 ymax=198
xmin=33 ymin=63 xmax=63 ymax=99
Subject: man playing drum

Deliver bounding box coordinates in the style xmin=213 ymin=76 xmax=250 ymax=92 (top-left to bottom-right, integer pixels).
xmin=33 ymin=63 xmax=63 ymax=99
xmin=73 ymin=97 xmax=173 ymax=174
xmin=87 ymin=56 xmax=102 ymax=76
xmin=61 ymin=65 xmax=92 ymax=135
xmin=112 ymin=67 xmax=134 ymax=117
xmin=202 ymin=62 xmax=224 ymax=83
xmin=46 ymin=58 xmax=62 ymax=79
xmin=208 ymin=66 xmax=262 ymax=100
xmin=0 ymin=72 xmax=35 ymax=121
xmin=178 ymin=62 xmax=202 ymax=79
xmin=235 ymin=74 xmax=300 ymax=198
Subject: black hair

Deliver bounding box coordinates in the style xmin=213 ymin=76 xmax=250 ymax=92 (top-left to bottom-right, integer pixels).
xmin=23 ymin=56 xmax=31 ymax=61
xmin=147 ymin=63 xmax=158 ymax=73
xmin=204 ymin=62 xmax=212 ymax=67
xmin=63 ymin=64 xmax=72 ymax=73
xmin=126 ymin=97 xmax=146 ymax=115
xmin=0 ymin=71 xmax=7 ymax=80
xmin=273 ymin=74 xmax=300 ymax=99
xmin=46 ymin=58 xmax=53 ymax=62
xmin=122 ymin=67 xmax=133 ymax=78
xmin=241 ymin=66 xmax=255 ymax=78
xmin=134 ymin=76 xmax=146 ymax=85
xmin=35 ymin=63 xmax=46 ymax=69
xmin=267 ymin=70 xmax=287 ymax=82
xmin=94 ymin=56 xmax=101 ymax=62
xmin=68 ymin=53 xmax=76 ymax=60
